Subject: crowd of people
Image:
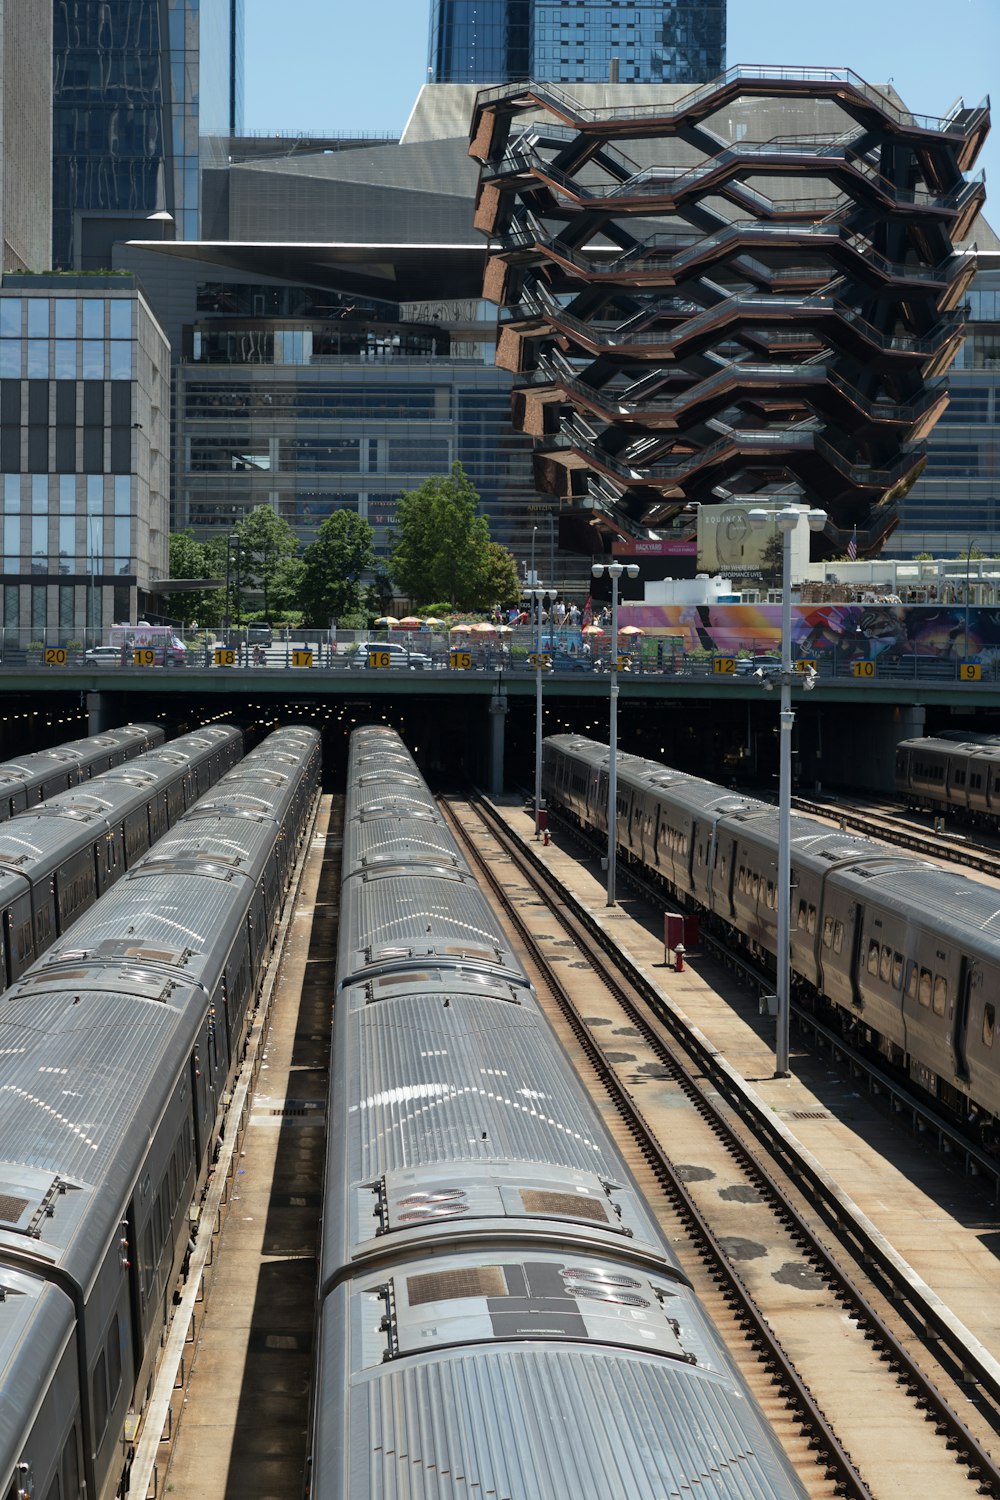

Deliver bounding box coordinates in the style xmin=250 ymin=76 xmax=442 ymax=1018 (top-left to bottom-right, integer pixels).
xmin=496 ymin=595 xmax=612 ymax=629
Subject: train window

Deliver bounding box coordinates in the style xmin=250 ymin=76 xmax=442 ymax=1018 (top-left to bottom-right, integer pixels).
xmin=906 ymin=962 xmax=917 ymax=1000
xmin=933 ymin=975 xmax=947 ymax=1016
xmin=892 ymin=952 xmax=903 ymax=987
xmin=107 ymin=1314 xmax=122 ymax=1403
xmin=919 ymin=969 xmax=932 ymax=1007
xmin=983 ymin=1005 xmax=995 ymax=1048
xmin=142 ymin=1223 xmax=155 ymax=1297
xmin=92 ymin=1349 xmax=109 ymax=1446
xmin=751 ymin=874 xmax=759 ymax=900
xmin=808 ymin=905 xmax=817 ymax=934
xmin=867 ymin=940 xmax=879 ymax=976
xmin=797 ymin=900 xmax=807 ymax=930
xmin=833 ymin=920 xmax=844 ymax=954
xmin=823 ymin=915 xmax=834 ymax=948
xmin=879 ymin=946 xmax=892 ymax=983
xmin=61 ymin=1427 xmax=81 ymax=1500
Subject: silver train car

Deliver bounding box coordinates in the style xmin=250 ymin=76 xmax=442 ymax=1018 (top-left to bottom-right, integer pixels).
xmin=0 ymin=724 xmax=243 ymax=990
xmin=544 ymin=733 xmax=1000 ymax=1136
xmin=0 ymin=726 xmax=321 ymax=1500
xmin=0 ymin=722 xmax=164 ymax=819
xmin=895 ymin=734 xmax=1000 ymax=822
xmin=309 ymin=726 xmax=808 ymax=1500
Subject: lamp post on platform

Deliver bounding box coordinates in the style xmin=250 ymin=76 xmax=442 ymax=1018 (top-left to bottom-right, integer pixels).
xmin=591 ymin=560 xmax=639 ymax=906
xmin=748 ymin=505 xmax=825 ymax=1076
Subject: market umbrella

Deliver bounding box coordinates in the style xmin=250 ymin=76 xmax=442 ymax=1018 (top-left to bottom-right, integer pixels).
xmin=618 ymin=625 xmax=645 ymax=636
xmin=374 ymin=616 xmax=399 ymax=627
xmin=449 ymin=623 xmax=472 ymax=634
xmin=395 ymin=616 xmax=424 ymax=629
xmin=582 ymin=624 xmax=606 ymax=636
xmin=423 ymin=617 xmax=446 ymax=629
xmin=469 ymin=621 xmax=497 ymax=634
xmin=496 ymin=624 xmax=513 ymax=635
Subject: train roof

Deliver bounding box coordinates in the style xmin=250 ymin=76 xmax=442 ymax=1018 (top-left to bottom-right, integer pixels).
xmin=0 ymin=988 xmax=200 ymax=1280
xmin=829 ymin=858 xmax=1000 ymax=940
xmin=0 ymin=1269 xmax=75 ymax=1487
xmin=336 ymin=868 xmax=522 ymax=989
xmin=342 ymin=814 xmax=470 ymax=874
xmin=315 ymin=1263 xmax=805 ymax=1500
xmin=897 ymin=735 xmax=1000 ymax=758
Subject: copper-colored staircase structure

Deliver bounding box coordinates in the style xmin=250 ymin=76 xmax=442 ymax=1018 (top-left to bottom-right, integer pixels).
xmin=469 ymin=67 xmax=990 ymax=553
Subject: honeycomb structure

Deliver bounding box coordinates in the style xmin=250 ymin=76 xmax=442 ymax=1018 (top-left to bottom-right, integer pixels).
xmin=469 ymin=68 xmax=990 ymax=553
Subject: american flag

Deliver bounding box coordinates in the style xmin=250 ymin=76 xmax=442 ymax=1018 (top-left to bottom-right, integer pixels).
xmin=581 ymin=595 xmax=593 ymax=627
xmin=847 ymin=528 xmax=858 ymax=561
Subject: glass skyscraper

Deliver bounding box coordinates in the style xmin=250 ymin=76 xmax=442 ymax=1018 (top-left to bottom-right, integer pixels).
xmin=52 ymin=0 xmax=244 ymax=270
xmin=428 ymin=1 xmax=724 ymax=85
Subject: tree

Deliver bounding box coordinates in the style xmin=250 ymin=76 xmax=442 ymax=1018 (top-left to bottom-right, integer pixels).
xmin=391 ymin=461 xmax=505 ymax=609
xmin=478 ymin=539 xmax=522 ymax=607
xmin=168 ymin=531 xmax=222 ymax=626
xmin=760 ymin=533 xmax=784 ymax=590
xmin=233 ymin=506 xmax=300 ymax=618
xmin=298 ymin=511 xmax=376 ymax=625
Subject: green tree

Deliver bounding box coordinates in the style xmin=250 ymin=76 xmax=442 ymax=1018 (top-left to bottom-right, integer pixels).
xmin=233 ymin=506 xmax=300 ymax=618
xmin=168 ymin=530 xmax=222 ymax=626
xmin=760 ymin=533 xmax=784 ymax=590
xmin=299 ymin=511 xmax=376 ymax=625
xmin=391 ymin=461 xmax=505 ymax=609
xmin=479 ymin=539 xmax=521 ymax=607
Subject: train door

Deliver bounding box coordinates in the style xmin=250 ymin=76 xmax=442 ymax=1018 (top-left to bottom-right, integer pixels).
xmin=848 ymin=902 xmax=865 ymax=1011
xmin=953 ymin=958 xmax=974 ymax=1082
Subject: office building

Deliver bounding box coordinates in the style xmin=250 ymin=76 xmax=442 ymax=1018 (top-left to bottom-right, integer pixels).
xmin=471 ymin=68 xmax=990 ymax=554
xmin=428 ymin=1 xmax=724 ymax=85
xmin=52 ymin=0 xmax=244 ymax=270
xmin=0 ymin=275 xmax=170 ymax=639
xmin=1 ymin=0 xmax=52 ymax=271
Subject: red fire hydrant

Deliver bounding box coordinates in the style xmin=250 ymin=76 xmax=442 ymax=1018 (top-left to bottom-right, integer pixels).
xmin=674 ymin=943 xmax=685 ymax=973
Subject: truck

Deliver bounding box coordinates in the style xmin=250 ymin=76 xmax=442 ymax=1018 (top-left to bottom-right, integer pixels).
xmin=108 ymin=624 xmax=188 ymax=667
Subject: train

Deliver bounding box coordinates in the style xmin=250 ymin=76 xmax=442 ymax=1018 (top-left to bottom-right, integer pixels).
xmin=895 ymin=733 xmax=1000 ymax=823
xmin=0 ymin=724 xmax=321 ymax=1500
xmin=0 ymin=724 xmax=243 ymax=990
xmin=308 ymin=725 xmax=809 ymax=1500
xmin=0 ymin=723 xmax=164 ymax=819
xmin=544 ymin=733 xmax=1000 ymax=1138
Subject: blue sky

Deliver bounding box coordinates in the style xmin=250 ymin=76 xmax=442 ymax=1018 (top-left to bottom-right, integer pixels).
xmin=244 ymin=0 xmax=998 ymax=196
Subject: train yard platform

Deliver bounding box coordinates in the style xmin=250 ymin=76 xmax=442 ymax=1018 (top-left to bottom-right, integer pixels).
xmin=490 ymin=795 xmax=1000 ymax=1402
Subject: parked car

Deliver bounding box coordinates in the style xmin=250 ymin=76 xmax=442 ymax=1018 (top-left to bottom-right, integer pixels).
xmin=246 ymin=622 xmax=273 ymax=648
xmin=350 ymin=640 xmax=433 ymax=670
xmin=84 ymin=646 xmax=124 ymax=667
xmin=735 ymin=654 xmax=783 ymax=675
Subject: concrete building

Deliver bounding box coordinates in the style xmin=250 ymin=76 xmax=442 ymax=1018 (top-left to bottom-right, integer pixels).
xmin=52 ymin=0 xmax=244 ymax=270
xmin=0 ymin=275 xmax=170 ymax=643
xmin=1 ymin=0 xmax=52 ymax=271
xmin=428 ymin=0 xmax=724 ymax=86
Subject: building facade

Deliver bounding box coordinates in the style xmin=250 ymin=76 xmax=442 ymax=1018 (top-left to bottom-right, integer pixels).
xmin=429 ymin=0 xmax=724 ymax=85
xmin=52 ymin=0 xmax=244 ymax=270
xmin=0 ymin=276 xmax=170 ymax=643
xmin=1 ymin=0 xmax=52 ymax=272
xmin=888 ymin=250 xmax=1000 ymax=555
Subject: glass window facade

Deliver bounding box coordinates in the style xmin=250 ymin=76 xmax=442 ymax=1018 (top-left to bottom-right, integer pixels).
xmin=429 ymin=0 xmax=723 ymax=84
xmin=892 ymin=262 xmax=1000 ymax=554
xmin=52 ymin=0 xmax=244 ymax=267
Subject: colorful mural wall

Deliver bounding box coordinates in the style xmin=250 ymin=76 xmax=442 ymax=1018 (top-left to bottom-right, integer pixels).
xmin=619 ymin=604 xmax=998 ymax=662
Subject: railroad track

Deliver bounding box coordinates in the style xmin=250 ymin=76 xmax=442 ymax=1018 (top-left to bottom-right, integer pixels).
xmin=793 ymin=793 xmax=1000 ymax=879
xmin=442 ymin=793 xmax=1000 ymax=1500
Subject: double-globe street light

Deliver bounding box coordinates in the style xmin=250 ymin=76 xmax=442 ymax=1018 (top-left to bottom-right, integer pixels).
xmin=592 ymin=560 xmax=639 ymax=906
xmin=748 ymin=504 xmax=826 ymax=1077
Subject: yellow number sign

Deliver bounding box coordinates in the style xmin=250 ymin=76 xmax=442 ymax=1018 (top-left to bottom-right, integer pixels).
xmin=793 ymin=658 xmax=818 ymax=673
xmin=291 ymin=649 xmax=314 ymax=668
xmin=214 ymin=648 xmax=236 ymax=667
xmin=616 ymin=654 xmax=632 ymax=671
xmin=450 ymin=650 xmax=473 ymax=670
xmin=528 ymin=652 xmax=551 ymax=670
xmin=367 ymin=649 xmax=391 ymax=669
xmin=44 ymin=647 xmax=67 ymax=666
xmin=133 ymin=648 xmax=156 ymax=667
xmin=960 ymin=661 xmax=982 ymax=682
xmin=852 ymin=659 xmax=876 ymax=678
xmin=713 ymin=657 xmax=735 ymax=674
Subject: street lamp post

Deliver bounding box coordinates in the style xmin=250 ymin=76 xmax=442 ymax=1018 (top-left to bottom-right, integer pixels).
xmin=592 ymin=560 xmax=639 ymax=905
xmin=749 ymin=505 xmax=825 ymax=1076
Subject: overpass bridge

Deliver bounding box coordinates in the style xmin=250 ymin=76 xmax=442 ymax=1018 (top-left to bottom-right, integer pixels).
xmin=2 ymin=657 xmax=997 ymax=797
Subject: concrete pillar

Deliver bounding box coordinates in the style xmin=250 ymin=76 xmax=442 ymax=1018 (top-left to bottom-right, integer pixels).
xmin=487 ymin=689 xmax=507 ymax=795
xmin=87 ymin=691 xmax=111 ymax=733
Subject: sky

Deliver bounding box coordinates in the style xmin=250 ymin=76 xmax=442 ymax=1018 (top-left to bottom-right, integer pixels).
xmin=244 ymin=0 xmax=999 ymax=198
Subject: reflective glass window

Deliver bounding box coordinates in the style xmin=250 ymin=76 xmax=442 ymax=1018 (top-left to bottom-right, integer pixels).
xmin=114 ymin=517 xmax=131 ymax=561
xmin=0 ymin=300 xmax=20 ymax=336
xmin=82 ymin=341 xmax=104 ymax=378
xmin=54 ymin=342 xmax=76 ymax=378
xmin=54 ymin=300 xmax=76 ymax=337
xmin=114 ymin=477 xmax=131 ymax=514
xmin=27 ymin=340 xmax=50 ymax=378
xmin=0 ymin=341 xmax=20 ymax=378
xmin=109 ymin=341 xmax=133 ymax=379
xmin=27 ymin=300 xmax=48 ymax=337
xmin=86 ymin=476 xmax=103 ymax=515
xmin=31 ymin=476 xmax=48 ymax=514
xmin=59 ymin=477 xmax=76 ymax=513
xmin=109 ymin=301 xmax=131 ymax=339
xmin=82 ymin=300 xmax=104 ymax=338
